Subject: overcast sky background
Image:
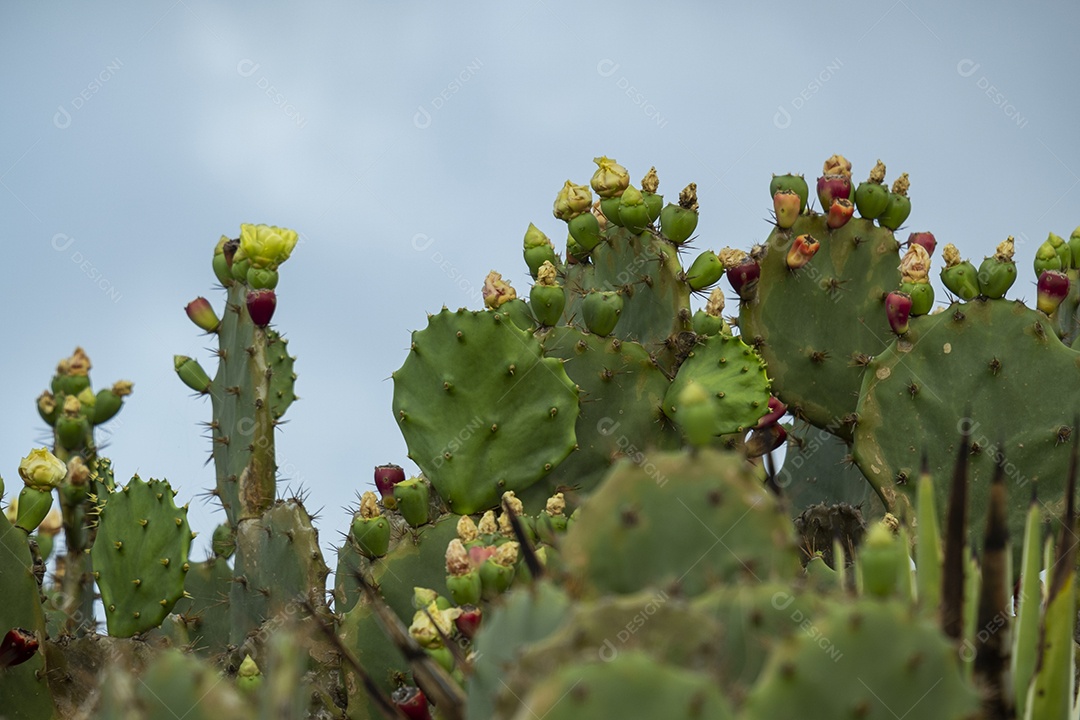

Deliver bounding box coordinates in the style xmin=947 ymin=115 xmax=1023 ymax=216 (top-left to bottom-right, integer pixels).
xmin=3 ymin=1 xmax=1079 ymax=561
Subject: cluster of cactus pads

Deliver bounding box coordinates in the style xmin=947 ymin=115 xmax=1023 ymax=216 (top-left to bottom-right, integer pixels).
xmin=3 ymin=157 xmax=1080 ymax=720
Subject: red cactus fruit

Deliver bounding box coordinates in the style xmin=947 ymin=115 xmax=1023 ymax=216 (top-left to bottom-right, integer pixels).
xmin=374 ymin=464 xmax=406 ymax=502
xmin=392 ymin=686 xmax=432 ymax=720
xmin=245 ymin=288 xmax=276 ymax=328
xmin=908 ymin=232 xmax=937 ymax=256
xmin=0 ymin=628 xmax=38 ymax=669
xmin=1037 ymin=270 xmax=1070 ymax=315
xmin=455 ymin=604 xmax=483 ymax=640
xmin=885 ymin=291 xmax=913 ymax=335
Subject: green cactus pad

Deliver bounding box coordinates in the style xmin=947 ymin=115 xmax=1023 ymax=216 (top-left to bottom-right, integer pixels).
xmin=743 ymin=598 xmax=980 ymax=720
xmin=96 ymin=649 xmax=254 ymax=720
xmin=562 ymin=225 xmax=692 ymax=372
xmin=392 ymin=308 xmax=579 ymax=514
xmin=663 ymin=333 xmax=772 ymax=437
xmin=530 ymin=325 xmax=680 ymax=503
xmin=187 ymin=282 xmax=296 ymax=526
xmin=91 ymin=475 xmax=193 ymax=637
xmin=0 ymin=512 xmax=53 ymax=720
xmin=853 ymin=298 xmax=1080 ymax=558
xmin=779 ymin=419 xmax=887 ymax=516
xmin=511 ymin=651 xmax=734 ymax=720
xmin=739 ymin=214 xmax=901 ymax=440
xmin=563 ymin=448 xmax=799 ymax=598
xmin=172 ymin=556 xmax=233 ymax=658
xmin=229 ymin=499 xmax=330 ymax=645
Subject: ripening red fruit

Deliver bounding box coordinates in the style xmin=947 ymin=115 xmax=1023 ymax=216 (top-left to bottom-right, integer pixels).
xmin=245 ymin=288 xmax=277 ymax=327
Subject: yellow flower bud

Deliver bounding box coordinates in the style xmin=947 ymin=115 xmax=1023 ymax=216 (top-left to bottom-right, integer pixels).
xmin=18 ymin=448 xmax=67 ymax=490
xmin=62 ymin=395 xmax=81 ymax=417
xmin=477 ymin=510 xmax=498 ymax=535
xmin=590 ymin=156 xmax=630 ymax=199
xmin=359 ymin=491 xmax=381 ymax=519
xmin=545 ymin=492 xmax=565 ymax=517
xmin=457 ymin=514 xmax=479 ymax=543
xmin=899 ymin=244 xmax=931 ymax=284
xmin=553 ymin=181 xmax=593 ymax=221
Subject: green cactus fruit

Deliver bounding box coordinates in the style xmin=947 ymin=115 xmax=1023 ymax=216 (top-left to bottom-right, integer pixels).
xmin=92 ymin=475 xmax=192 ymax=638
xmin=236 ymin=655 xmax=262 ymax=693
xmin=523 ymin=223 xmax=557 ymax=278
xmin=173 ymin=355 xmax=211 ymax=394
xmin=392 ymin=308 xmax=578 ymax=514
xmin=855 ymin=181 xmax=890 ymax=219
xmin=14 ymin=487 xmax=53 ymax=534
xmin=977 ymin=238 xmax=1018 ymax=298
xmin=658 ymin=204 xmax=696 ymax=244
xmin=672 ymin=381 xmax=717 ymax=447
xmin=691 ymin=309 xmax=725 ymax=336
xmin=393 ymin=478 xmax=431 ymax=528
xmin=900 ymin=281 xmax=934 ymax=316
xmin=211 ymin=523 xmax=235 ymax=558
xmin=940 ymin=246 xmax=981 ymax=300
xmin=212 ymin=236 xmax=234 ymax=286
xmin=878 ymin=173 xmax=912 ymax=231
xmin=878 ymin=193 xmax=911 ymax=230
xmin=92 ymin=387 xmax=126 ymax=424
xmin=617 ymin=185 xmax=651 ymax=234
xmin=1034 ymin=240 xmax=1063 ymax=276
xmin=642 ymin=192 xmax=662 ymax=222
xmin=858 ymin=522 xmax=906 ymax=598
xmin=581 ymin=291 xmax=623 ymax=336
xmin=351 ymin=515 xmax=391 ymax=558
xmin=1047 ymin=231 xmax=1072 ymax=270
xmin=501 ymin=298 xmax=536 ymax=332
xmin=663 ymin=334 xmax=772 ymax=437
xmin=1069 ymin=226 xmax=1080 ymax=270
xmin=56 ymin=413 xmax=90 ymax=451
xmin=685 ymin=250 xmax=724 ymax=290
xmin=447 ymin=569 xmax=483 ymax=606
xmin=245 ymin=266 xmax=278 ymax=289
xmin=568 ymin=211 xmax=601 ymax=251
xmin=769 ymin=173 xmax=809 ymax=212
xmin=530 ymin=262 xmax=565 ymax=327
xmin=529 ymin=285 xmax=564 ymax=327
xmin=599 ymin=196 xmax=623 ymax=227
xmin=479 ymin=557 xmax=516 ymax=599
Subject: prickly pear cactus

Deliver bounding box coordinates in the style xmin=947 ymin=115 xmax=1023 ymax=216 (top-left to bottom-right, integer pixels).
xmin=176 ymin=226 xmax=298 ymax=527
xmin=563 ymin=447 xmax=799 ymax=598
xmin=91 ymin=475 xmax=193 ymax=637
xmin=853 ymin=298 xmax=1080 ymax=552
xmin=0 ymin=510 xmax=54 ymax=720
xmin=741 ymin=161 xmax=903 ymax=439
xmin=511 ymin=651 xmax=735 ymax=720
xmin=392 ymin=307 xmax=579 ymax=514
xmin=530 ymin=325 xmax=680 ymax=503
xmin=742 ymin=598 xmax=981 ymax=720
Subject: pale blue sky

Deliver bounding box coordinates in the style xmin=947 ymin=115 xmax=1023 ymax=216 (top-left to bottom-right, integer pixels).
xmin=4 ymin=1 xmax=1079 ymax=557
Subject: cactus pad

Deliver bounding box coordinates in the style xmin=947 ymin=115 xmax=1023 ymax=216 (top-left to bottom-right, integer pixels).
xmin=91 ymin=475 xmax=192 ymax=637
xmin=663 ymin=333 xmax=772 ymax=437
xmin=743 ymin=598 xmax=980 ymax=720
xmin=392 ymin=308 xmax=579 ymax=514
xmin=739 ymin=215 xmax=901 ymax=439
xmin=853 ymin=298 xmax=1080 ymax=552
xmin=563 ymin=448 xmax=799 ymax=598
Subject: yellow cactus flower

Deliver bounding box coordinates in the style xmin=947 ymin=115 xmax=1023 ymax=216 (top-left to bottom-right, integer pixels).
xmin=239 ymin=223 xmax=299 ymax=270
xmin=590 ymin=156 xmax=630 ymax=198
xmin=553 ymin=180 xmax=593 ymax=221
xmin=482 ymin=271 xmax=516 ymax=309
xmin=18 ymin=448 xmax=67 ymax=490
